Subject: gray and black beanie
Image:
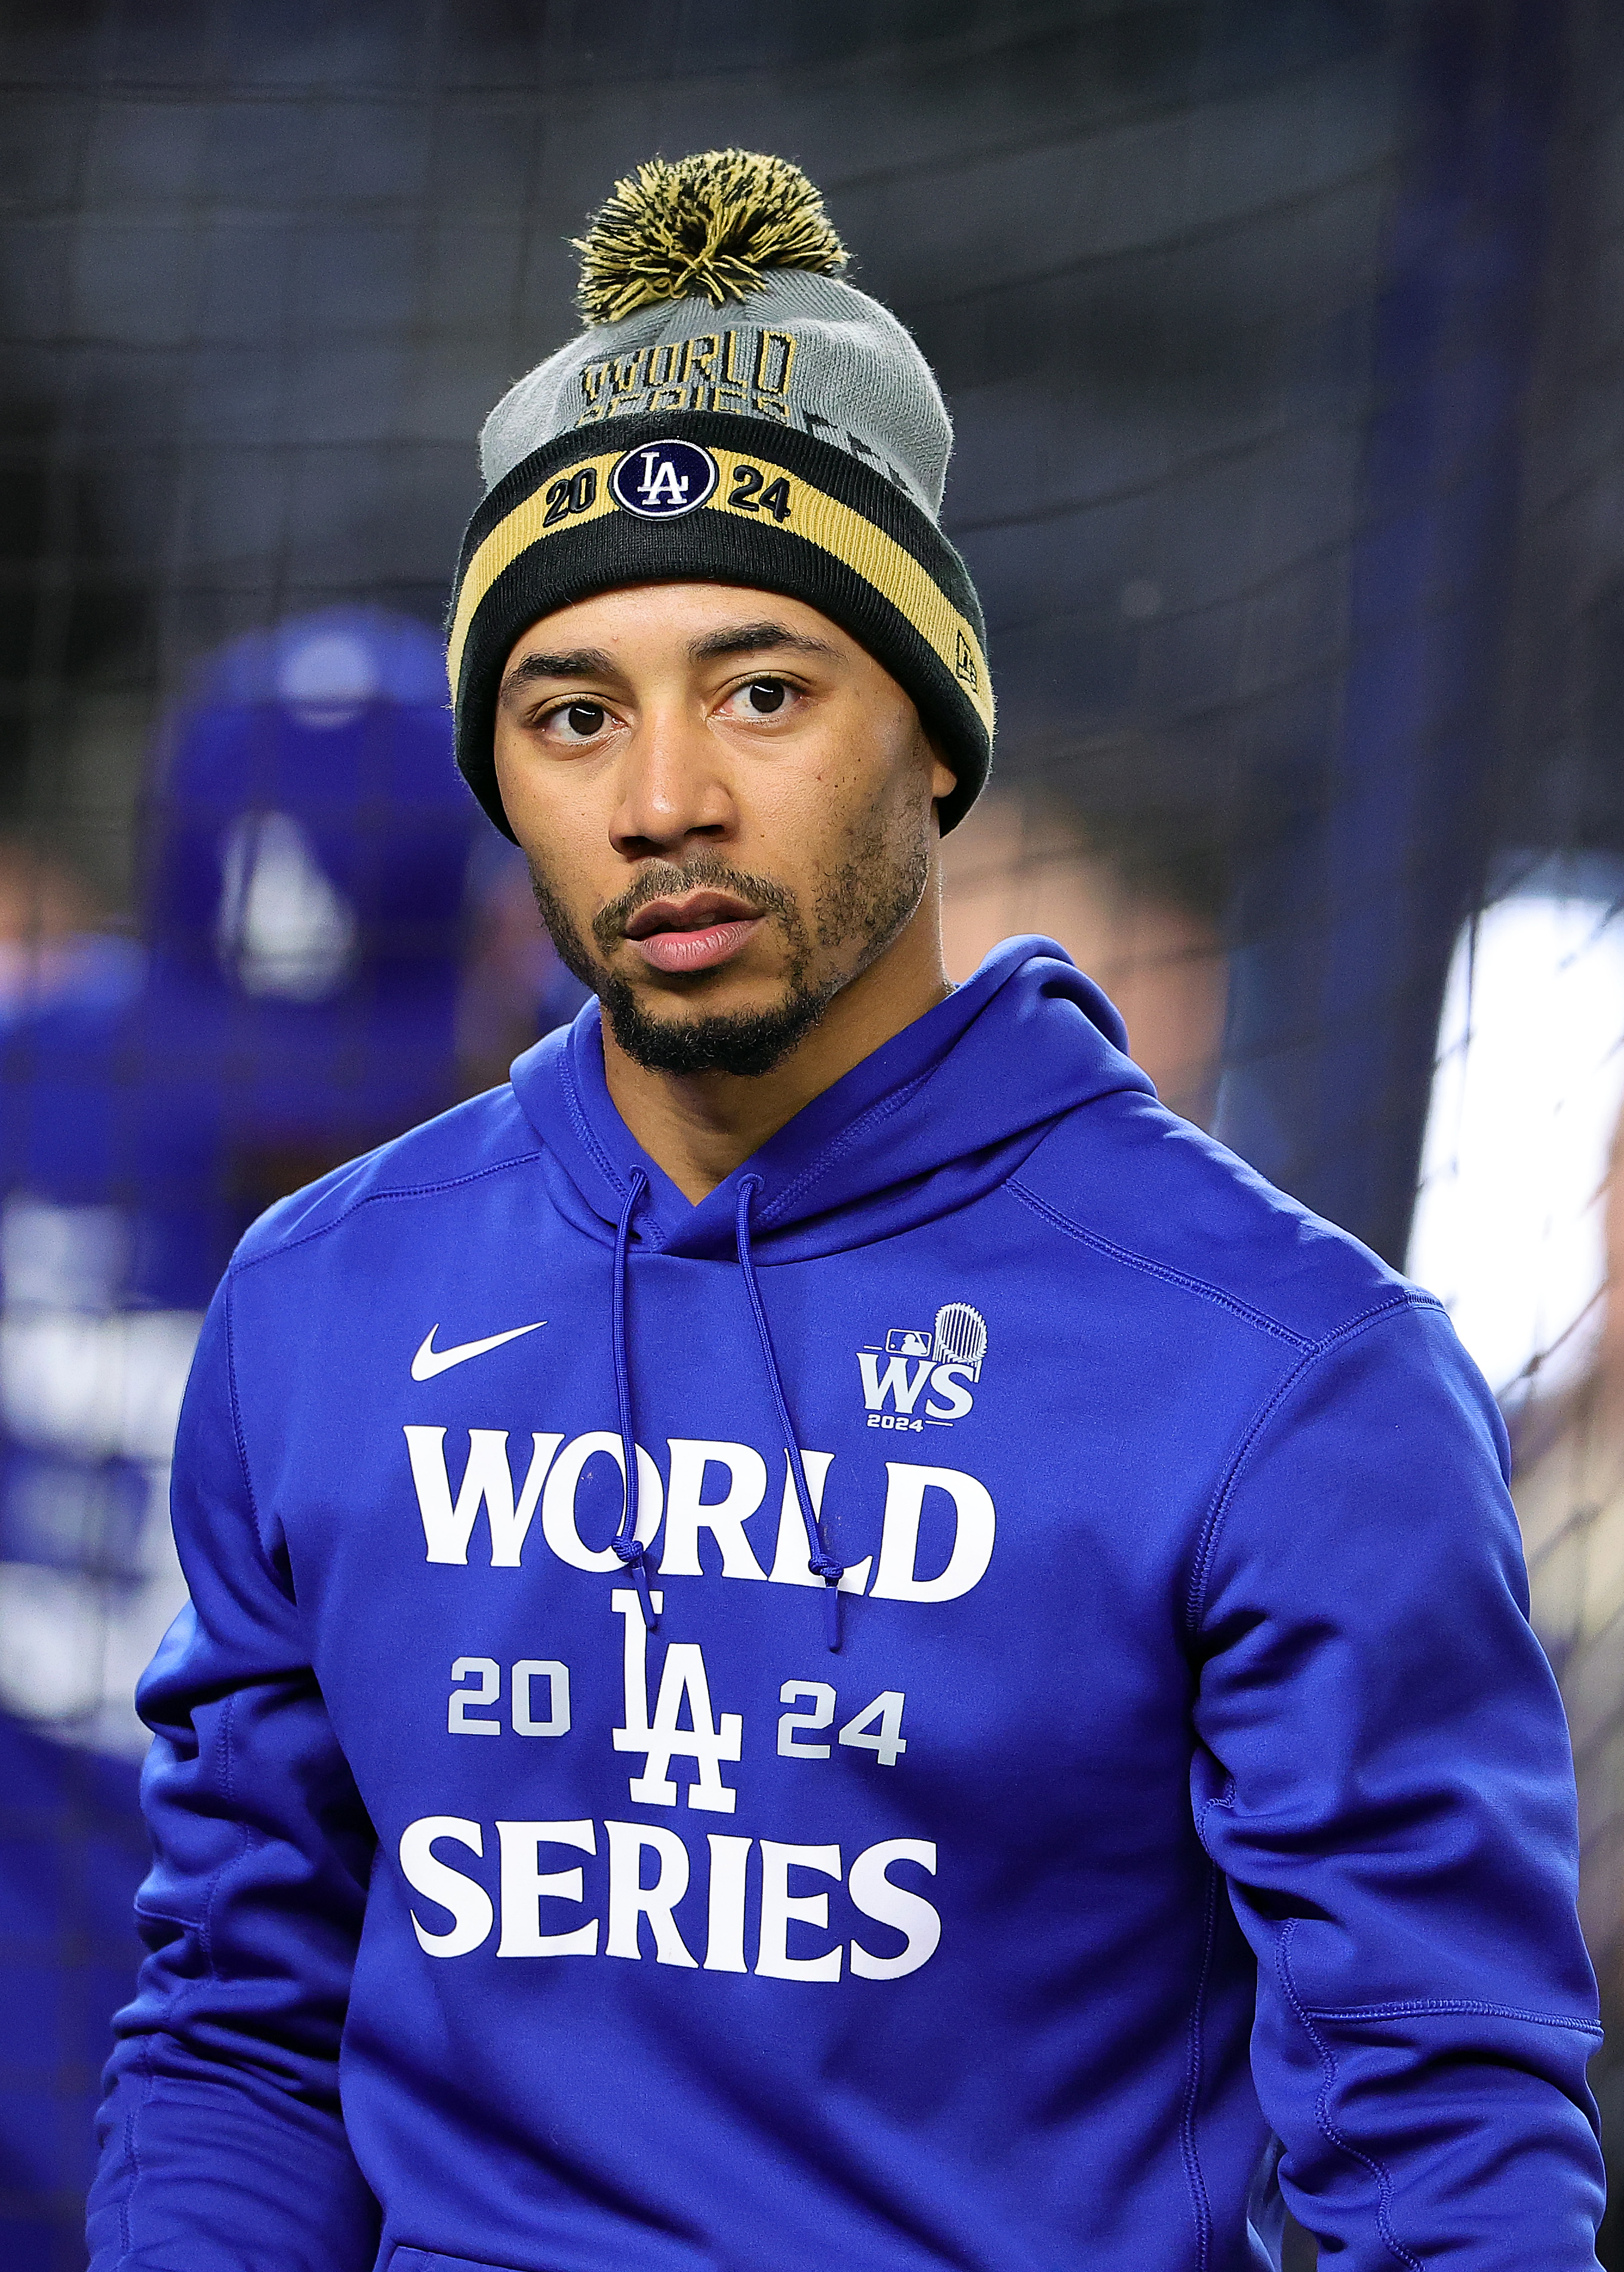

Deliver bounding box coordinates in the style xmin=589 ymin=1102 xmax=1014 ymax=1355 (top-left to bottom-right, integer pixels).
xmin=447 ymin=150 xmax=992 ymax=839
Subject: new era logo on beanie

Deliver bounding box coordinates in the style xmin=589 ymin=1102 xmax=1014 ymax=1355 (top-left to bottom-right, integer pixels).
xmin=447 ymin=150 xmax=993 ymax=840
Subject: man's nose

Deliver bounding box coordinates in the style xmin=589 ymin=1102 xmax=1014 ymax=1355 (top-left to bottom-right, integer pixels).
xmin=608 ymin=703 xmax=735 ymax=856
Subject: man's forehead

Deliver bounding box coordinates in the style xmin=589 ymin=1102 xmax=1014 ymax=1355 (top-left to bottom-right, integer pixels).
xmin=501 ymin=592 xmax=849 ymax=684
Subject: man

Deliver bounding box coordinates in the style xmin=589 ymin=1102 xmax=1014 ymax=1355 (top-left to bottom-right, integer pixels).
xmin=90 ymin=150 xmax=1604 ymax=2270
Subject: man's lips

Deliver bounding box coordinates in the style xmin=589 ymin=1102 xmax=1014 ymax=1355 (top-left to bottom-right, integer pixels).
xmin=621 ymin=893 xmax=764 ymax=976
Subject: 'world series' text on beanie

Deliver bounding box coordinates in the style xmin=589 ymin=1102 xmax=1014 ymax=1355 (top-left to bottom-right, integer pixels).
xmin=446 ymin=153 xmax=994 ymax=840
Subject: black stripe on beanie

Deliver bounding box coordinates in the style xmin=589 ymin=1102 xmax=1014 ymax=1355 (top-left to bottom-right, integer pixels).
xmin=447 ymin=411 xmax=992 ymax=841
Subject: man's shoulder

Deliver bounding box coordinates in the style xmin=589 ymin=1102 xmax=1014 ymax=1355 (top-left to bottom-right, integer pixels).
xmin=1013 ymin=1089 xmax=1427 ymax=1355
xmin=231 ymin=1082 xmax=543 ymax=1277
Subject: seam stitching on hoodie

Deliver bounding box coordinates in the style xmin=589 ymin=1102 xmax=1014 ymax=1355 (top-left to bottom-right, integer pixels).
xmin=758 ymin=1068 xmax=937 ymax=1225
xmin=1195 ymin=1778 xmax=1237 ymax=1852
xmin=227 ymin=1149 xmax=543 ymax=1277
xmin=1303 ymin=1998 xmax=1603 ymax=2034
xmin=118 ymin=2042 xmax=156 ymax=2255
xmin=1278 ymin=1920 xmax=1422 ymax=2271
xmin=196 ymin=1692 xmax=242 ymax=1978
xmin=1179 ymin=1861 xmax=1220 ymax=2272
xmin=560 ymin=1047 xmax=635 ymax=1204
xmin=222 ymin=1274 xmax=262 ymax=1530
xmin=1004 ymin=1179 xmax=1315 ymax=1347
xmin=208 ymin=1284 xmax=260 ymax=1984
xmin=1183 ymin=1294 xmax=1428 ymax=1633
xmin=224 ymin=1272 xmax=300 ymax=1634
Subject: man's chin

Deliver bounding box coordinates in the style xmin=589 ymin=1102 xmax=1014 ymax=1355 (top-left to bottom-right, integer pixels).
xmin=599 ymin=969 xmax=835 ymax=1079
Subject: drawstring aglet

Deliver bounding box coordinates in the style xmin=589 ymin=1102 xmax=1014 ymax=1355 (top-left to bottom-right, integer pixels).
xmin=823 ymin=1571 xmax=843 ymax=1652
xmin=615 ymin=1542 xmax=658 ymax=1631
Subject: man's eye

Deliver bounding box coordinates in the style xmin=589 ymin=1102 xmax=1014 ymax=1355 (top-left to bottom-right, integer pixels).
xmin=559 ymin=701 xmax=607 ymax=736
xmin=744 ymin=680 xmax=787 ymax=714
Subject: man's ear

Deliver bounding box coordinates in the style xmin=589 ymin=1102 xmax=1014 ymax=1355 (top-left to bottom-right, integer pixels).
xmin=924 ymin=729 xmax=958 ymax=810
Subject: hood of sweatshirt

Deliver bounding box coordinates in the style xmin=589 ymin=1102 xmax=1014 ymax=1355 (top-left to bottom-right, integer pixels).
xmin=508 ymin=934 xmax=1153 ymax=1265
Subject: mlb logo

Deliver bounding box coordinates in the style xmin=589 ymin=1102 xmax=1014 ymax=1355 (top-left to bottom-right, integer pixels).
xmin=886 ymin=1328 xmax=933 ymax=1357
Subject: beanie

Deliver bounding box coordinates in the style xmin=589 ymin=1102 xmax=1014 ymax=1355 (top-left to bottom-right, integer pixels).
xmin=447 ymin=150 xmax=992 ymax=840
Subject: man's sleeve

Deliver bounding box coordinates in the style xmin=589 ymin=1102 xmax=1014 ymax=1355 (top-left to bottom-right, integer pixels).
xmin=1192 ymin=1295 xmax=1606 ymax=2269
xmin=87 ymin=1277 xmax=382 ymax=2272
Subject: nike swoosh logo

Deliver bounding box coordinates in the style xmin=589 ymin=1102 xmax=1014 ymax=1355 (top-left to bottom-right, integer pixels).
xmin=411 ymin=1321 xmax=546 ymax=1381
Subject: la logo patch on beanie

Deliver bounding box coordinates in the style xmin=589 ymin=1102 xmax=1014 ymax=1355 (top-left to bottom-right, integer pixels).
xmin=610 ymin=438 xmax=718 ymax=521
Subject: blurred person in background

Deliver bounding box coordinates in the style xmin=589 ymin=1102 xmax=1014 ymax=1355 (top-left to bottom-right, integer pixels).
xmin=149 ymin=608 xmax=494 ymax=1207
xmin=0 ymin=607 xmax=573 ymax=2268
xmin=1512 ymin=1111 xmax=1624 ymax=2141
xmin=0 ymin=608 xmax=493 ymax=1750
xmin=458 ymin=832 xmax=591 ymax=1099
xmin=0 ymin=841 xmax=139 ymax=1031
xmin=1402 ymin=863 xmax=1624 ymax=2245
xmin=940 ymin=778 xmax=1226 ymax=1127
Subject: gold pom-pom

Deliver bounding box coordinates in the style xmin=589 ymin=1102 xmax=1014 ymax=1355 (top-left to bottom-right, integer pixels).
xmin=573 ymin=149 xmax=848 ymax=328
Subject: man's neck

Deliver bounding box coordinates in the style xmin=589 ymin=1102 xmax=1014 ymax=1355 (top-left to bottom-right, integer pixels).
xmin=600 ymin=906 xmax=951 ymax=1203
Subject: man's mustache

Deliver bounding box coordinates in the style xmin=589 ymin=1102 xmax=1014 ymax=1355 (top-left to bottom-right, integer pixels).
xmin=591 ymin=859 xmax=799 ymax=953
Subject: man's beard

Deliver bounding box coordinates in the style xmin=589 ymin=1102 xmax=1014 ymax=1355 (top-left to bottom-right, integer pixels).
xmin=527 ymin=813 xmax=928 ymax=1080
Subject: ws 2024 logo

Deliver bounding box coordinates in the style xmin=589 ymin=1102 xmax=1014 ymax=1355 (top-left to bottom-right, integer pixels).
xmin=858 ymin=1302 xmax=986 ymax=1432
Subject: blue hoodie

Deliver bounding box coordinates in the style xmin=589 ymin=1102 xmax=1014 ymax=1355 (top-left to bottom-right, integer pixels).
xmin=90 ymin=941 xmax=1604 ymax=2271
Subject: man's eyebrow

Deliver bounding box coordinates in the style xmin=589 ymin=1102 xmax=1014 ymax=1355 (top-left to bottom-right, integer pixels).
xmin=499 ymin=647 xmax=616 ymax=700
xmin=687 ymin=622 xmax=842 ymax=665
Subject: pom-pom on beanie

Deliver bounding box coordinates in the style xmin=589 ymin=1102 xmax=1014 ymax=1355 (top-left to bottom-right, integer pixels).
xmin=447 ymin=150 xmax=992 ymax=840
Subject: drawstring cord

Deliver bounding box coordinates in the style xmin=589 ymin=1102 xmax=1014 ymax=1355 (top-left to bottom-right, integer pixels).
xmin=735 ymin=1175 xmax=847 ymax=1652
xmin=610 ymin=1170 xmax=657 ymax=1631
xmin=607 ymin=1167 xmax=844 ymax=1650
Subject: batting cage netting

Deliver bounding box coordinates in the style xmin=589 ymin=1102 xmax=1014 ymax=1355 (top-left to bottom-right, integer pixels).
xmin=0 ymin=2 xmax=1621 ymax=2264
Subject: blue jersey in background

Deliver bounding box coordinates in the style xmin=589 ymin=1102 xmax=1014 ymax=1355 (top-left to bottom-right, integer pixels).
xmin=0 ymin=609 xmax=580 ymax=2269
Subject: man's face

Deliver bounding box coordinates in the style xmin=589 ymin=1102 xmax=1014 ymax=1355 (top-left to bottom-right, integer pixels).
xmin=492 ymin=582 xmax=956 ymax=1078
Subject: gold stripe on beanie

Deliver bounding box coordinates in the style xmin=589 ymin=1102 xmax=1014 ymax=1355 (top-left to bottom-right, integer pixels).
xmin=706 ymin=448 xmax=995 ymax=737
xmin=447 ymin=450 xmax=622 ymax=693
xmin=447 ymin=443 xmax=995 ymax=740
